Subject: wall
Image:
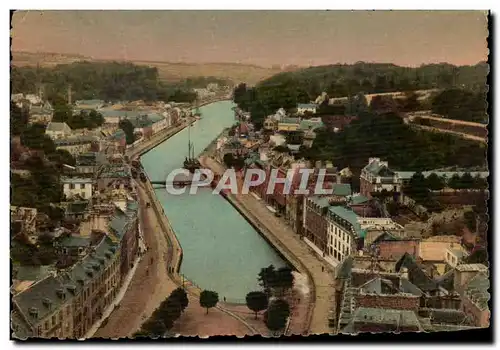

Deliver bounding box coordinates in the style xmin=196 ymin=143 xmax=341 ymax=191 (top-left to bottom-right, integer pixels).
xmin=304 ymin=205 xmax=328 ymax=252
xmin=63 ymin=183 xmax=93 ymax=200
xmin=377 ymin=239 xmax=420 ymax=260
xmin=461 ymin=295 xmax=490 ymax=328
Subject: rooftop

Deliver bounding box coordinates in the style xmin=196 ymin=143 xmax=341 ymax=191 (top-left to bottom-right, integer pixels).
xmin=297 ymin=103 xmax=318 ymax=109
xmin=328 ymin=206 xmax=361 ymax=235
xmin=45 ymin=122 xmax=72 ymax=133
xmin=455 ymin=263 xmax=488 ymax=272
xmin=60 ymin=177 xmax=93 ymax=184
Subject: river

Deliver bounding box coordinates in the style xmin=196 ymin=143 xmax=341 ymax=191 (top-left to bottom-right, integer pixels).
xmin=140 ymin=100 xmax=287 ymax=303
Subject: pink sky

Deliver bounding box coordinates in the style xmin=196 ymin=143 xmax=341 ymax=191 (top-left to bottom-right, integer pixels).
xmin=11 ymin=10 xmax=489 ymax=67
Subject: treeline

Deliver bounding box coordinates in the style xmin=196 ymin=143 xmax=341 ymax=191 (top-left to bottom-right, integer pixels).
xmin=431 ymin=89 xmax=488 ymax=124
xmin=259 ymin=62 xmax=488 ymax=97
xmin=179 ymin=76 xmax=232 ymax=89
xmin=297 ymin=112 xmax=486 ymax=173
xmin=11 ymin=62 xmax=197 ymax=103
xmin=233 ymin=62 xmax=487 ymax=127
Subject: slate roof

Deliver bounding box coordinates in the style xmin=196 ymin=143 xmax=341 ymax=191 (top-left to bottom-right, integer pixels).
xmin=309 ymin=196 xmax=331 ymax=208
xmin=54 ymin=135 xmax=98 ymax=146
xmin=395 ymin=253 xmax=438 ymax=292
xmin=297 ymin=103 xmax=318 ymax=109
xmin=328 ymin=206 xmax=361 ymax=236
xmin=336 ymin=256 xmax=354 ymax=280
xmin=76 ymin=152 xmax=98 ymax=166
xmin=332 ymin=183 xmax=352 ymax=197
xmin=280 ymin=117 xmax=301 ymax=125
xmin=465 ymin=272 xmax=490 ymax=311
xmin=13 ymin=266 xmax=53 ymax=282
xmin=349 ymin=195 xmax=370 ymax=205
xmin=46 ymin=122 xmax=72 ymax=133
xmin=342 ymin=308 xmax=422 ymax=334
xmin=58 ymin=235 xmax=91 ymax=248
xmin=60 ymin=177 xmax=93 ymax=184
xmin=13 ymin=275 xmax=70 ymax=327
xmin=299 ymin=119 xmax=324 ymax=131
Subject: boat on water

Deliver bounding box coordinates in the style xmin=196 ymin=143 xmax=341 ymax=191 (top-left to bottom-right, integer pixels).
xmin=183 ymin=121 xmax=201 ymax=173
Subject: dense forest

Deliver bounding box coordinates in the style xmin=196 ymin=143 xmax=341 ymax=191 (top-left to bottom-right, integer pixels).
xmin=296 ymin=112 xmax=487 ymax=173
xmin=233 ymin=62 xmax=489 ymax=128
xmin=11 ymin=61 xmax=198 ymax=103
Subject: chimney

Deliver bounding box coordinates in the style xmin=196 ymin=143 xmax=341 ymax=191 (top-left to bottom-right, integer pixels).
xmin=56 ymin=288 xmax=66 ymax=300
xmin=67 ymin=84 xmax=72 ymax=105
xmin=29 ymin=307 xmax=39 ymax=319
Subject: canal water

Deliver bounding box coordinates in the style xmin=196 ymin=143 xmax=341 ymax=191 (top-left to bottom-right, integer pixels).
xmin=140 ymin=101 xmax=287 ymax=303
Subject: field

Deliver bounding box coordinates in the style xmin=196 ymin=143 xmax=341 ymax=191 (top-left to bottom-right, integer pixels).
xmin=11 ymin=51 xmax=282 ymax=85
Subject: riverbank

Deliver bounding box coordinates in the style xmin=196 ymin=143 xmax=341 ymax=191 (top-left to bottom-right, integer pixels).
xmin=199 ymin=156 xmax=336 ymax=335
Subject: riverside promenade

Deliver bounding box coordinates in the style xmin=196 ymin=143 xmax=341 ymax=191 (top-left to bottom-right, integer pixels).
xmin=199 ymin=156 xmax=335 ymax=335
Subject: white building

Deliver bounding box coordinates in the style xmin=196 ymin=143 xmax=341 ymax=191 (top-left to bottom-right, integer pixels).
xmin=325 ymin=206 xmax=360 ymax=266
xmin=45 ymin=122 xmax=73 ymax=140
xmin=360 ymin=158 xmax=402 ymax=198
xmin=445 ymin=247 xmax=470 ymax=268
xmin=61 ymin=177 xmax=94 ymax=200
xmin=296 ymin=103 xmax=318 ymax=115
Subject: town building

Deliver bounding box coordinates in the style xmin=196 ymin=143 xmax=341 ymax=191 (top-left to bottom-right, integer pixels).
xmin=277 ymin=118 xmax=301 ymax=132
xmin=54 ymin=135 xmax=100 ymax=156
xmin=296 ymin=103 xmax=318 ymax=115
xmin=360 ymin=158 xmax=402 ymax=198
xmin=45 ymin=122 xmax=73 ymax=140
xmin=61 ymin=177 xmax=94 ymax=200
xmin=28 ymin=104 xmax=53 ymax=125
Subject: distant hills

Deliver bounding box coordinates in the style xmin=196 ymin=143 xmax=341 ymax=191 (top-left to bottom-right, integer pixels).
xmin=257 ymin=61 xmax=489 ymax=96
xmin=11 ymin=51 xmax=283 ymax=85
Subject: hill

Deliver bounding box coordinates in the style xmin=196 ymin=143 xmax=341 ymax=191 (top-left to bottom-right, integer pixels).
xmin=11 ymin=51 xmax=282 ymax=85
xmin=257 ymin=62 xmax=489 ymax=96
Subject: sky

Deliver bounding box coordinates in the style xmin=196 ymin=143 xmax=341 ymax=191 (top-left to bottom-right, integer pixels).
xmin=11 ymin=10 xmax=489 ymax=67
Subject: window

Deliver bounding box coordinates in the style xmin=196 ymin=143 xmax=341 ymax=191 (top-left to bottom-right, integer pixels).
xmin=80 ymin=184 xmax=85 ymax=189
xmin=44 ymin=321 xmax=49 ymax=330
xmin=69 ymin=183 xmax=75 ymax=190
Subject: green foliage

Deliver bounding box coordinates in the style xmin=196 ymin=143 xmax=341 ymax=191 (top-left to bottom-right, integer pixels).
xmin=464 ymin=211 xmax=477 ymax=232
xmin=10 ymin=102 xmax=29 ymax=135
xmin=119 ymin=119 xmax=136 ymax=145
xmin=222 ymin=153 xmax=245 ymax=170
xmin=199 ymin=290 xmax=219 ymax=314
xmin=466 ymin=248 xmax=488 ymax=265
xmin=431 ymin=89 xmax=488 ymax=124
xmin=258 ymin=265 xmax=294 ymax=297
xmin=305 ymin=112 xmax=486 ymax=172
xmin=273 ymin=145 xmax=290 ymax=154
xmin=245 ymin=291 xmax=269 ymax=319
xmin=12 ymin=62 xmax=198 ymax=103
xmin=66 ymin=109 xmax=105 ymax=130
xmin=285 ymin=131 xmax=303 ymax=145
xmin=170 ymin=287 xmax=189 ymax=313
xmin=425 ymin=173 xmax=445 ymax=191
xmin=258 ymin=62 xmax=488 ymax=97
xmin=265 ymin=299 xmax=290 ymax=334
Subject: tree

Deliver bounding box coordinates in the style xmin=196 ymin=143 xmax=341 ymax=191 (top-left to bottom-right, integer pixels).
xmin=448 ymin=174 xmax=462 ymax=190
xmin=273 ymin=145 xmax=290 ymax=153
xmin=119 ymin=119 xmax=136 ymax=145
xmin=426 ymin=173 xmax=445 ymax=191
xmin=464 ymin=211 xmax=477 ymax=233
xmin=10 ymin=101 xmax=29 ymax=135
xmin=460 ymin=172 xmax=475 ymax=189
xmin=258 ymin=265 xmax=277 ymax=296
xmin=275 ymin=266 xmax=294 ymax=296
xmin=170 ymin=287 xmax=189 ymax=313
xmin=140 ymin=317 xmax=167 ymax=337
xmin=199 ymin=290 xmax=219 ymax=314
xmin=265 ymin=299 xmax=290 ymax=335
xmin=245 ymin=291 xmax=269 ymax=319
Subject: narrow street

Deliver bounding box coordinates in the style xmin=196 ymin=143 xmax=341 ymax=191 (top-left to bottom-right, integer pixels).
xmin=94 ymin=182 xmax=254 ymax=338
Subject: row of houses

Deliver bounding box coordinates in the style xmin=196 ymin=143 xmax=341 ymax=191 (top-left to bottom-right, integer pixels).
xmin=333 ymin=254 xmax=489 ymax=333
xmin=11 ymin=150 xmax=141 ymax=339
